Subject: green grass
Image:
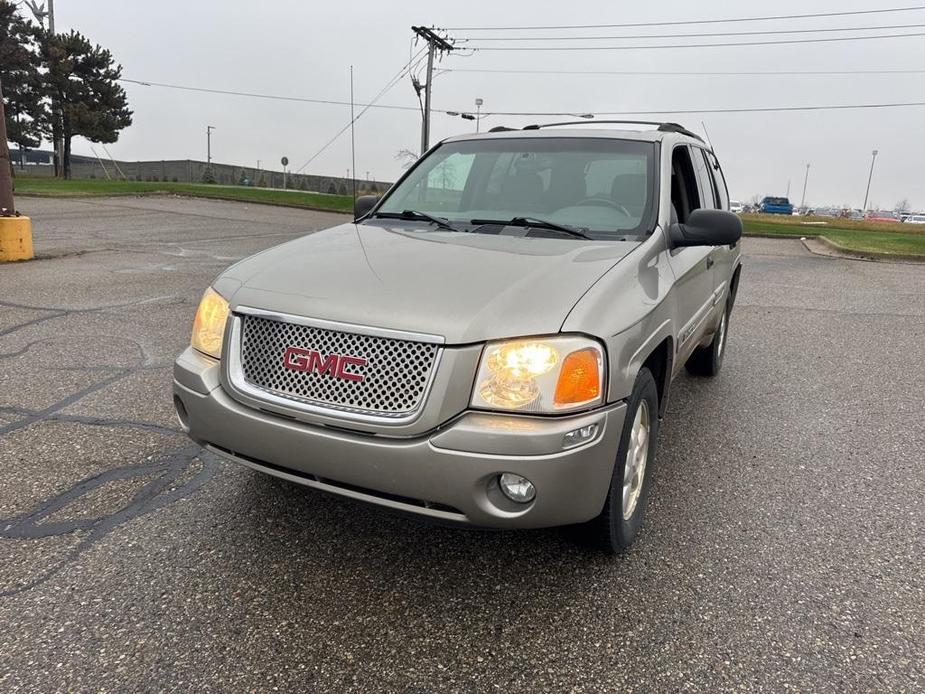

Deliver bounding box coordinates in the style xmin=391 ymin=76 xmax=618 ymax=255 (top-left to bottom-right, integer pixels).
xmin=741 ymin=213 xmax=925 ymax=258
xmin=11 ymin=179 xmax=924 ymax=258
xmin=13 ymin=176 xmax=354 ymax=214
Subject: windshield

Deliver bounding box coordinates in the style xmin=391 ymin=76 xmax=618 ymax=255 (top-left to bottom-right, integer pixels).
xmin=376 ymin=137 xmax=658 ymax=237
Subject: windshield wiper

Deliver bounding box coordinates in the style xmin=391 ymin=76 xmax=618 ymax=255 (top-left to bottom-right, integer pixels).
xmin=372 ymin=209 xmax=457 ymax=231
xmin=470 ymin=216 xmax=592 ymax=240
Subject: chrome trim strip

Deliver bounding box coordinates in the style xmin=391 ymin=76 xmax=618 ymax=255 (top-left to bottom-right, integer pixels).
xmin=234 ymin=305 xmax=446 ymax=345
xmin=224 ymin=316 xmax=444 ymax=426
xmin=678 ymin=295 xmax=715 ymax=348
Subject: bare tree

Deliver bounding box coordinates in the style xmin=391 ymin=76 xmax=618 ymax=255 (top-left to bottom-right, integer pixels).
xmin=894 ymin=198 xmax=911 ymax=214
xmin=394 ymin=149 xmax=418 ymax=170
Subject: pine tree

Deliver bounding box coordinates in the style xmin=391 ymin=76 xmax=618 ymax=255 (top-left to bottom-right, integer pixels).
xmin=0 ymin=1 xmax=44 ymax=166
xmin=40 ymin=30 xmax=132 ymax=178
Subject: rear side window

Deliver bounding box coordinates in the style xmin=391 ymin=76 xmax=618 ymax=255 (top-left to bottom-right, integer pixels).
xmin=706 ymin=152 xmax=730 ymax=210
xmin=693 ymin=147 xmax=718 ymax=210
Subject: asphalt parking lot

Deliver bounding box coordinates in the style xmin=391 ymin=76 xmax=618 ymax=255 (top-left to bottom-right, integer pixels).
xmin=1 ymin=195 xmax=923 ymax=692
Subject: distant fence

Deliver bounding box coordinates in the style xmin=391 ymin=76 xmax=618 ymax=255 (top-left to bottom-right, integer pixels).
xmin=19 ymin=158 xmax=392 ymax=196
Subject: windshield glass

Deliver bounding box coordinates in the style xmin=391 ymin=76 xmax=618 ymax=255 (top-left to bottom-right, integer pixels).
xmin=376 ymin=137 xmax=658 ymax=236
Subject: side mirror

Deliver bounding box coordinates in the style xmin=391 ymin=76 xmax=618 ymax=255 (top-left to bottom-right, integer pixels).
xmin=354 ymin=195 xmax=380 ymax=220
xmin=669 ymin=208 xmax=743 ymax=248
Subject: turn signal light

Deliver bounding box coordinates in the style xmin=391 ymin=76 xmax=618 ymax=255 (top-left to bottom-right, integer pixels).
xmin=554 ymin=348 xmax=601 ymax=406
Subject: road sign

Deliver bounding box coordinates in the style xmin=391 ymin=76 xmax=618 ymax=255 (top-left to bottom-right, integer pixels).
xmin=281 ymin=156 xmax=289 ymax=167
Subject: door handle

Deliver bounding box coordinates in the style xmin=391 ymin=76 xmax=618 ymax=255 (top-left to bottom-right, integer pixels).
xmin=706 ymin=256 xmax=715 ymax=269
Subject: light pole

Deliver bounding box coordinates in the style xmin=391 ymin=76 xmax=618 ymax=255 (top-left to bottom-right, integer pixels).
xmin=800 ymin=163 xmax=810 ymax=211
xmin=475 ymin=97 xmax=483 ymax=133
xmin=206 ymin=125 xmax=215 ymax=164
xmin=863 ymin=149 xmax=878 ymax=211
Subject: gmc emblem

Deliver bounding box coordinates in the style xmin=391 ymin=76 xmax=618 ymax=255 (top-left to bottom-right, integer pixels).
xmin=282 ymin=347 xmax=367 ymax=382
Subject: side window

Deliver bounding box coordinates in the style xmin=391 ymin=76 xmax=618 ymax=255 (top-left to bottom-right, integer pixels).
xmin=706 ymin=151 xmax=730 ymax=210
xmin=693 ymin=147 xmax=718 ymax=209
xmin=670 ymin=145 xmax=701 ymax=224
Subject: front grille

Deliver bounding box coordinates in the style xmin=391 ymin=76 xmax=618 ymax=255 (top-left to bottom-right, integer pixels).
xmin=239 ymin=314 xmax=439 ymax=417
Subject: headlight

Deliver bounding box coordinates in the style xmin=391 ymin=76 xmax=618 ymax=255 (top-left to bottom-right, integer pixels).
xmin=471 ymin=336 xmax=605 ymax=413
xmin=190 ymin=287 xmax=229 ymax=358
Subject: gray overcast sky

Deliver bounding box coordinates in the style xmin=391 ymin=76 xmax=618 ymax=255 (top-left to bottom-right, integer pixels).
xmin=50 ymin=0 xmax=925 ymax=210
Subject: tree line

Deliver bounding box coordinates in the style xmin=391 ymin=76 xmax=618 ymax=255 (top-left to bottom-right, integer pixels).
xmin=0 ymin=0 xmax=131 ymax=178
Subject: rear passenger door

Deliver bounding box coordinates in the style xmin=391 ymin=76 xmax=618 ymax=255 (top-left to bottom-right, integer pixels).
xmin=666 ymin=145 xmax=715 ymax=363
xmin=697 ymin=148 xmax=736 ymax=307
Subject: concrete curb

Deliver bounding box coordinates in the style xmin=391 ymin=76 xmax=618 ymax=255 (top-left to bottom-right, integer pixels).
xmin=799 ymin=235 xmax=925 ymax=265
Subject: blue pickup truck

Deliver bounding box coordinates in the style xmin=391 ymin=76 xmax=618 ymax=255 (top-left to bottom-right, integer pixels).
xmin=759 ymin=196 xmax=794 ymax=215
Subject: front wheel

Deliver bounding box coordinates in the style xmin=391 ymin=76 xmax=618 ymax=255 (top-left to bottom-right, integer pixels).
xmin=579 ymin=367 xmax=659 ymax=553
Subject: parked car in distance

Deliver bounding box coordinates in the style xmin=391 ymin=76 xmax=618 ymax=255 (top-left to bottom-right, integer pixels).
xmin=730 ymin=200 xmax=744 ymax=214
xmin=903 ymin=214 xmax=925 ymax=224
xmin=759 ymin=196 xmax=794 ymax=215
xmin=174 ymin=121 xmax=743 ymax=554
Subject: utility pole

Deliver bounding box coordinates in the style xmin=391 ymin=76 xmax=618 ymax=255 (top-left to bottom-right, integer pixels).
xmin=206 ymin=125 xmax=215 ymax=164
xmin=863 ymin=149 xmax=878 ymax=211
xmin=412 ymin=26 xmax=454 ymax=154
xmin=800 ymin=163 xmax=810 ymax=210
xmin=785 ymin=180 xmax=791 ymax=199
xmin=26 ymin=0 xmax=64 ymax=177
xmin=0 ymin=77 xmax=15 ymax=214
xmin=47 ymin=0 xmax=62 ymax=175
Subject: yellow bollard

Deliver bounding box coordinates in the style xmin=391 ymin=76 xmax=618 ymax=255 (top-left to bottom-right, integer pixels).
xmin=0 ymin=216 xmax=34 ymax=262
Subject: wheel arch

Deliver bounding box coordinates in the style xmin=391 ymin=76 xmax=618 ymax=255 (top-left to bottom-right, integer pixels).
xmin=607 ymin=318 xmax=675 ymax=418
xmin=640 ymin=337 xmax=673 ymax=418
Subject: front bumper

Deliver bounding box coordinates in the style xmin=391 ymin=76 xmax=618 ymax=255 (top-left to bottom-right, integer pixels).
xmin=173 ymin=347 xmax=626 ymax=528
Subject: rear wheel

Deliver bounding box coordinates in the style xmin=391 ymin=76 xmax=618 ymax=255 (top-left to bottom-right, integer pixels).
xmin=579 ymin=367 xmax=659 ymax=553
xmin=685 ymin=301 xmax=729 ymax=377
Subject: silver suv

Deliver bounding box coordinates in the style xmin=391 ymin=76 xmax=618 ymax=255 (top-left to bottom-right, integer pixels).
xmin=173 ymin=121 xmax=742 ymax=552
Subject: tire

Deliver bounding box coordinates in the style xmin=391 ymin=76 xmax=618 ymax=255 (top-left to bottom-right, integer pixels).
xmin=579 ymin=367 xmax=660 ymax=553
xmin=684 ymin=301 xmax=730 ymax=377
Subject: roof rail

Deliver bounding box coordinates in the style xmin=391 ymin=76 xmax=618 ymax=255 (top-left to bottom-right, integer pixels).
xmin=518 ymin=120 xmax=704 ymax=143
xmin=488 ymin=125 xmax=517 ymax=133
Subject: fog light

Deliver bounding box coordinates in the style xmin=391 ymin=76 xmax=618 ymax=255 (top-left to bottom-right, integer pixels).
xmin=498 ymin=473 xmax=536 ymax=504
xmin=563 ymin=423 xmax=599 ymax=449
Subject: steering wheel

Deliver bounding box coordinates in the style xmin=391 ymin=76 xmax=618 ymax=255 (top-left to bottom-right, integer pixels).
xmin=575 ymin=197 xmax=631 ymax=217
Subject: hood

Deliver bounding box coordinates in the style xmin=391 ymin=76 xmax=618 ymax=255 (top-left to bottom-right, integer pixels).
xmin=221 ymin=222 xmax=638 ymax=344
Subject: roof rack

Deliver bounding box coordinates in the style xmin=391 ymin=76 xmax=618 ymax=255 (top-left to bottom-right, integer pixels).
xmin=519 ymin=120 xmax=704 ymax=143
xmin=488 ymin=125 xmax=517 ymax=133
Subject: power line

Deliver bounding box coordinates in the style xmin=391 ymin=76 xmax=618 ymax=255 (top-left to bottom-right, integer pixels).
xmin=293 ymin=49 xmax=428 ymax=174
xmin=446 ymin=67 xmax=925 ymax=76
xmin=474 ymin=101 xmax=925 ymax=117
xmin=119 ymin=78 xmax=420 ymax=112
xmin=445 ymin=5 xmax=925 ymax=30
xmin=457 ymin=21 xmax=925 ymax=41
xmin=464 ymin=30 xmax=925 ymax=51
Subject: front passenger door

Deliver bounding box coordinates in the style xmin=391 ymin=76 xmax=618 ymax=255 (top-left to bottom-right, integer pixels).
xmin=666 ymin=145 xmax=714 ymax=364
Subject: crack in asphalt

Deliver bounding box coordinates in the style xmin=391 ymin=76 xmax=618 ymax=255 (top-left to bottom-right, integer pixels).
xmin=0 ymin=406 xmax=178 ymax=435
xmin=0 ymin=371 xmax=136 ymax=436
xmin=0 ymin=307 xmax=219 ymax=598
xmin=0 ymin=443 xmax=218 ymax=598
xmin=0 ymin=295 xmax=181 ymax=339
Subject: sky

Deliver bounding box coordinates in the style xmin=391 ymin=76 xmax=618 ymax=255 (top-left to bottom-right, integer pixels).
xmin=37 ymin=0 xmax=925 ymax=210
